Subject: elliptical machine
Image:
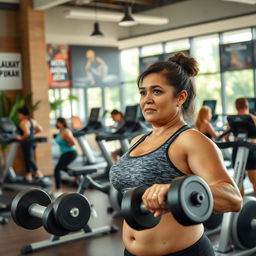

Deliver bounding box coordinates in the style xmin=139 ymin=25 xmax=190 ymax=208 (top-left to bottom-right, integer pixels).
xmin=214 ymin=115 xmax=256 ymax=255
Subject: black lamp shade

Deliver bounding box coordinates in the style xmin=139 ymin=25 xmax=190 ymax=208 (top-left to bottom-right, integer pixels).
xmin=90 ymin=22 xmax=104 ymax=37
xmin=119 ymin=4 xmax=137 ymax=26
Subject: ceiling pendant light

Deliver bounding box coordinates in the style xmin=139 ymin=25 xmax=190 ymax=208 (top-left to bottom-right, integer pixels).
xmin=119 ymin=3 xmax=137 ymax=27
xmin=90 ymin=22 xmax=104 ymax=38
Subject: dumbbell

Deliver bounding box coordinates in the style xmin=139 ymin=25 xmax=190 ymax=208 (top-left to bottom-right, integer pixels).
xmin=11 ymin=189 xmax=91 ymax=236
xmin=121 ymin=175 xmax=213 ymax=230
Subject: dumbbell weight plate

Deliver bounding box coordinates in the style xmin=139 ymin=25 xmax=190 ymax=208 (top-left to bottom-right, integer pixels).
xmin=11 ymin=189 xmax=51 ymax=229
xmin=203 ymin=213 xmax=223 ymax=230
xmin=42 ymin=203 xmax=69 ymax=236
xmin=53 ymin=193 xmax=91 ymax=232
xmin=121 ymin=185 xmax=161 ymax=230
xmin=231 ymin=197 xmax=256 ymax=249
xmin=167 ymin=176 xmax=213 ymax=226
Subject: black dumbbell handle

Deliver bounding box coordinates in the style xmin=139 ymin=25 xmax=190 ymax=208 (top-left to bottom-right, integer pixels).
xmin=139 ymin=191 xmax=205 ymax=214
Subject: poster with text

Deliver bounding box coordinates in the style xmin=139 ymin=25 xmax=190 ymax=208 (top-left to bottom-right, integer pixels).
xmin=220 ymin=41 xmax=253 ymax=72
xmin=0 ymin=53 xmax=22 ymax=90
xmin=139 ymin=54 xmax=164 ymax=73
xmin=71 ymin=45 xmax=120 ymax=88
xmin=47 ymin=44 xmax=71 ymax=88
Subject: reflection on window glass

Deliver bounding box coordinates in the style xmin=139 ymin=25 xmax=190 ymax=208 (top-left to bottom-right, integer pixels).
xmin=194 ymin=34 xmax=220 ymax=73
xmin=123 ymin=82 xmax=140 ymax=106
xmin=224 ymin=70 xmax=254 ymax=114
xmin=194 ymin=74 xmax=222 ymax=114
xmin=165 ymin=39 xmax=190 ymax=53
xmin=120 ymin=48 xmax=139 ymax=82
xmin=223 ymin=29 xmax=252 ymax=44
xmin=71 ymin=88 xmax=85 ymax=122
xmin=87 ymin=87 xmax=102 ymax=115
xmin=141 ymin=43 xmax=163 ymax=57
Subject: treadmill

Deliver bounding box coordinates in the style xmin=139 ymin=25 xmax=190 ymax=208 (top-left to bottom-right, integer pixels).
xmin=72 ymin=107 xmax=106 ymax=167
xmin=0 ymin=118 xmax=51 ymax=190
xmin=214 ymin=115 xmax=256 ymax=255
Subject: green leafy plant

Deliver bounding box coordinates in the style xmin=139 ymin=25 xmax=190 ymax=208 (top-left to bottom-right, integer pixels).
xmin=0 ymin=92 xmax=41 ymax=166
xmin=50 ymin=94 xmax=79 ymax=113
xmin=0 ymin=92 xmax=41 ymax=124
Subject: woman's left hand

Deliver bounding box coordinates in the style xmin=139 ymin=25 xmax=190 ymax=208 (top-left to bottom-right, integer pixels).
xmin=142 ymin=184 xmax=171 ymax=218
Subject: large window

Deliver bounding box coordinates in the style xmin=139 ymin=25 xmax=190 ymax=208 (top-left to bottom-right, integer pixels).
xmin=224 ymin=70 xmax=254 ymax=114
xmin=222 ymin=28 xmax=252 ymax=44
xmin=193 ymin=34 xmax=222 ymax=113
xmin=194 ymin=74 xmax=222 ymax=113
xmin=194 ymin=34 xmax=220 ymax=73
xmin=123 ymin=82 xmax=140 ymax=106
xmin=141 ymin=43 xmax=163 ymax=57
xmin=120 ymin=48 xmax=139 ymax=82
xmin=70 ymin=88 xmax=86 ymax=122
xmin=105 ymin=87 xmax=121 ymax=125
xmin=87 ymin=87 xmax=102 ymax=115
xmin=165 ymin=39 xmax=190 ymax=53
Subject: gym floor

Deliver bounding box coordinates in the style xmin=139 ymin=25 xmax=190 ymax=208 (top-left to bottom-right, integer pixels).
xmin=0 ymin=179 xmax=254 ymax=256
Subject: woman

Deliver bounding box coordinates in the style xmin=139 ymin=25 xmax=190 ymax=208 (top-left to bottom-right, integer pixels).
xmin=195 ymin=106 xmax=218 ymax=140
xmin=53 ymin=117 xmax=77 ymax=197
xmin=110 ymin=53 xmax=242 ymax=256
xmin=16 ymin=106 xmax=44 ymax=181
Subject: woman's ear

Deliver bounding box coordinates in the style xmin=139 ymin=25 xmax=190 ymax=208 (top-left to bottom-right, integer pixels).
xmin=177 ymin=90 xmax=188 ymax=106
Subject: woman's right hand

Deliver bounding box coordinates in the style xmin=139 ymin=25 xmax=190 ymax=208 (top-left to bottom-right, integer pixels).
xmin=142 ymin=184 xmax=171 ymax=218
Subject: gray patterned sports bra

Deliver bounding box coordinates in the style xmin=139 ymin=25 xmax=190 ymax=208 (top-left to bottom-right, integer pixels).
xmin=110 ymin=125 xmax=190 ymax=194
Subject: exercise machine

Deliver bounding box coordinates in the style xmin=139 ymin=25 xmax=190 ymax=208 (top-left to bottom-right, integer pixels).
xmin=0 ymin=118 xmax=51 ymax=190
xmin=214 ymin=114 xmax=256 ymax=255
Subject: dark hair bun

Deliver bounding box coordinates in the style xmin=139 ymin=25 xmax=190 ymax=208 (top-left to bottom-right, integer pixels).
xmin=168 ymin=52 xmax=199 ymax=77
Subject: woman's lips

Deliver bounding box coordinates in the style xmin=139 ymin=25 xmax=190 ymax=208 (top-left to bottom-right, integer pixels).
xmin=144 ymin=108 xmax=156 ymax=113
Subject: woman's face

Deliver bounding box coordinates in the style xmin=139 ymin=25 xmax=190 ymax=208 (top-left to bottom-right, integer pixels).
xmin=56 ymin=121 xmax=63 ymax=129
xmin=139 ymin=73 xmax=182 ymax=125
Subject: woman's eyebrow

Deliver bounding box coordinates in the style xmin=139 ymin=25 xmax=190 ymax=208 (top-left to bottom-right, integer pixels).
xmin=139 ymin=85 xmax=163 ymax=90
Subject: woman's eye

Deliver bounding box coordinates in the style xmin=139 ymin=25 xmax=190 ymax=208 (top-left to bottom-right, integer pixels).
xmin=153 ymin=90 xmax=162 ymax=95
xmin=139 ymin=91 xmax=146 ymax=96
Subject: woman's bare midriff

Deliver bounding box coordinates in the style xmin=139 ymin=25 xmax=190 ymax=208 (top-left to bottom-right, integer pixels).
xmin=123 ymin=212 xmax=204 ymax=256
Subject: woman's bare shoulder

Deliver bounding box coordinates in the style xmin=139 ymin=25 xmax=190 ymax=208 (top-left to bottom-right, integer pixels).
xmin=130 ymin=134 xmax=146 ymax=146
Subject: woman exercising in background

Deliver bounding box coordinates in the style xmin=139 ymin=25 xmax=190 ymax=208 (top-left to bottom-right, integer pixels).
xmin=110 ymin=53 xmax=242 ymax=256
xmin=16 ymin=106 xmax=44 ymax=181
xmin=195 ymin=106 xmax=218 ymax=140
xmin=53 ymin=117 xmax=77 ymax=198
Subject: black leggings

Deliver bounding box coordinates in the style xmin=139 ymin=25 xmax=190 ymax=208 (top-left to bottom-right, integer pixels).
xmin=54 ymin=150 xmax=77 ymax=189
xmin=124 ymin=234 xmax=215 ymax=256
xmin=21 ymin=142 xmax=38 ymax=174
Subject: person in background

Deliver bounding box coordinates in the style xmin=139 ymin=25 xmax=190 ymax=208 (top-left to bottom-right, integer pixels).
xmin=53 ymin=117 xmax=77 ymax=198
xmin=110 ymin=52 xmax=242 ymax=256
xmin=110 ymin=109 xmax=124 ymax=128
xmin=110 ymin=109 xmax=125 ymax=161
xmin=16 ymin=106 xmax=44 ymax=181
xmin=226 ymin=97 xmax=256 ymax=196
xmin=195 ymin=106 xmax=218 ymax=140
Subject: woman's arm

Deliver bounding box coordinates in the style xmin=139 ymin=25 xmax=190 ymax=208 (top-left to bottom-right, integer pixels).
xmin=184 ymin=130 xmax=242 ymax=213
xmin=142 ymin=130 xmax=242 ymax=217
xmin=62 ymin=130 xmax=76 ymax=147
xmin=205 ymin=122 xmax=218 ymax=139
